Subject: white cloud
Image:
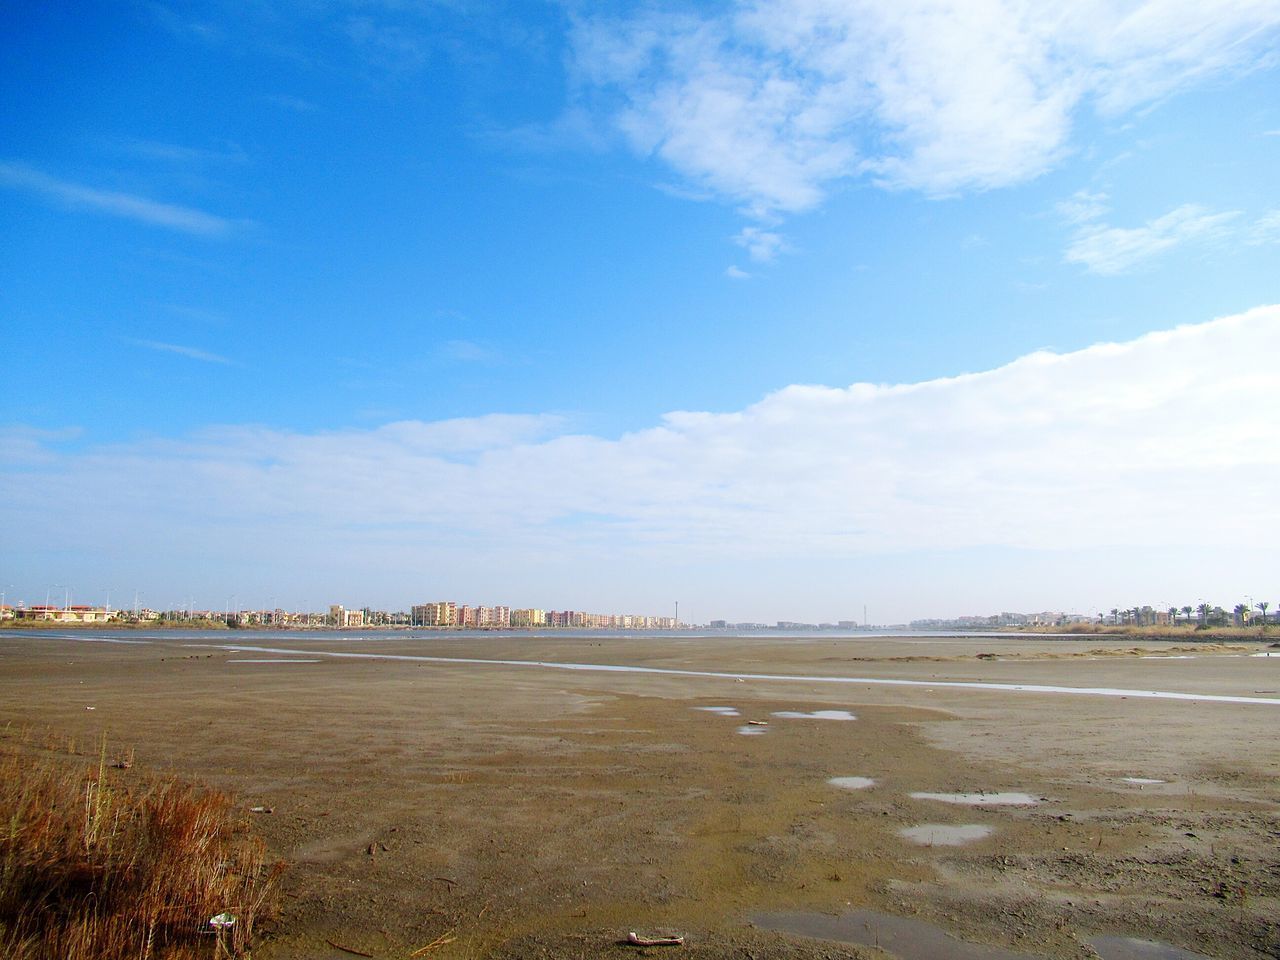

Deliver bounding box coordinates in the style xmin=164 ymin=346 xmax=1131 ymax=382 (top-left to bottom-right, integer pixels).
xmin=112 ymin=138 xmax=248 ymax=165
xmin=266 ymin=93 xmax=319 ymax=113
xmin=439 ymin=339 xmax=498 ymax=363
xmin=572 ymin=2 xmax=1280 ymax=213
xmin=6 ymin=308 xmax=1278 ymax=597
xmin=346 ymin=16 xmax=429 ymax=72
xmin=1056 ymin=189 xmax=1110 ymax=225
xmin=1247 ymin=208 xmax=1280 ymax=244
xmin=1064 ymin=203 xmax=1239 ymax=274
xmin=725 ymin=265 xmax=751 ymax=279
xmin=0 ymin=162 xmax=235 ymax=236
xmin=733 ymin=226 xmax=787 ymax=262
xmin=130 ymin=339 xmax=234 ymax=364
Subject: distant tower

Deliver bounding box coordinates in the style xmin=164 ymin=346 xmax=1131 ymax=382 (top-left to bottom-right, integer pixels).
xmin=675 ymin=600 xmax=679 ymax=627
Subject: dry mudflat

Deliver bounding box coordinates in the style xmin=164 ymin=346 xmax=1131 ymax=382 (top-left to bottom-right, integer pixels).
xmin=2 ymin=630 xmax=1277 ymax=959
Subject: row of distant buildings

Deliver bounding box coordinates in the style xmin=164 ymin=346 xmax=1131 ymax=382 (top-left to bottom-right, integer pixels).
xmin=402 ymin=602 xmax=676 ymax=630
xmin=910 ymin=604 xmax=1272 ymax=629
xmin=319 ymin=602 xmax=678 ymax=630
xmin=0 ymin=604 xmax=114 ymax=623
xmin=0 ymin=601 xmax=678 ymax=631
xmin=707 ymin=619 xmax=871 ymax=631
xmin=909 ymin=611 xmax=1094 ymax=630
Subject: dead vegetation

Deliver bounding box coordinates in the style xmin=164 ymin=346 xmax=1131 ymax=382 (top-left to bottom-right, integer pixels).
xmin=0 ymin=730 xmax=281 ymax=959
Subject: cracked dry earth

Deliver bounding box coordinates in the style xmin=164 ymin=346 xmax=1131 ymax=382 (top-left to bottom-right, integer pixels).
xmin=1 ymin=630 xmax=1277 ymax=959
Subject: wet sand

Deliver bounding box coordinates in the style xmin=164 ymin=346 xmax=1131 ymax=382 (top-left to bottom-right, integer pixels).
xmin=2 ymin=630 xmax=1277 ymax=959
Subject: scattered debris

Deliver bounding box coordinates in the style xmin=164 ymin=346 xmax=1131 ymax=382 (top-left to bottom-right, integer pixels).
xmin=111 ymin=758 xmax=133 ymax=770
xmin=431 ymin=876 xmax=458 ymax=885
xmin=249 ymin=805 xmax=274 ymax=814
xmin=627 ymin=931 xmax=685 ymax=947
xmin=209 ymin=912 xmax=237 ymax=929
xmin=409 ymin=932 xmax=457 ymax=956
xmin=746 ymin=720 xmax=768 ymax=726
xmin=325 ymin=938 xmax=374 ymax=957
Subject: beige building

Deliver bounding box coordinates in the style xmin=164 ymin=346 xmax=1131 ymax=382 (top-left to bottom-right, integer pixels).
xmin=510 ymin=608 xmax=546 ymax=627
xmin=329 ymin=605 xmax=364 ymax=628
xmin=16 ymin=605 xmax=111 ymax=623
xmin=411 ymin=601 xmax=458 ymax=627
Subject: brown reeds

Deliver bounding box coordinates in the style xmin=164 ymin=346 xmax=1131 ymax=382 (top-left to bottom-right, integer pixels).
xmin=0 ymin=735 xmax=281 ymax=959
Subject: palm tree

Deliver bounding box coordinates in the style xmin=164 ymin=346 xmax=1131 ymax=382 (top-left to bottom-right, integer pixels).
xmin=1110 ymin=607 xmax=1120 ymax=626
xmin=1181 ymin=605 xmax=1193 ymax=624
xmin=1258 ymin=601 xmax=1270 ymax=627
xmin=1167 ymin=606 xmax=1178 ymax=625
xmin=1233 ymin=603 xmax=1248 ymax=627
xmin=1196 ymin=602 xmax=1211 ymax=626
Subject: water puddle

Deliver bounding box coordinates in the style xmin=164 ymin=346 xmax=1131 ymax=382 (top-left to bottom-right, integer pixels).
xmin=752 ymin=908 xmax=1040 ymax=959
xmin=772 ymin=709 xmax=857 ymax=720
xmin=1121 ymin=777 xmax=1165 ymax=785
xmin=824 ymin=778 xmax=875 ymax=793
xmin=828 ymin=776 xmax=876 ymax=790
xmin=693 ymin=705 xmax=741 ymax=716
xmin=899 ymin=824 xmax=994 ymax=846
xmin=910 ymin=791 xmax=1039 ymax=806
xmin=227 ymin=658 xmax=322 ymax=664
xmin=737 ymin=724 xmax=768 ymax=736
xmin=1089 ymin=935 xmax=1213 ymax=960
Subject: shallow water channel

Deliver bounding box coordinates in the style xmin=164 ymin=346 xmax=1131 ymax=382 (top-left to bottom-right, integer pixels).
xmin=751 ymin=909 xmax=1043 ymax=960
xmin=751 ymin=911 xmax=1213 ymax=960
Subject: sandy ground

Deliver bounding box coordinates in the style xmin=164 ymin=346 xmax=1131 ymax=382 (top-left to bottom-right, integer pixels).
xmin=2 ymin=630 xmax=1277 ymax=959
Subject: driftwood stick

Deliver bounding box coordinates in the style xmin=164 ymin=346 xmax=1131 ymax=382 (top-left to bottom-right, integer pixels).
xmin=627 ymin=931 xmax=685 ymax=946
xmin=324 ymin=939 xmax=375 ymax=957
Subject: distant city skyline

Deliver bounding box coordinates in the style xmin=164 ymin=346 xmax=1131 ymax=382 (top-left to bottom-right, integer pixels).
xmin=4 ymin=588 xmax=1275 ymax=632
xmin=2 ymin=3 xmax=1278 ymax=622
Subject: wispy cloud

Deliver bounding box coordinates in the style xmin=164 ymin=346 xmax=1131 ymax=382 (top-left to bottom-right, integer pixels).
xmin=439 ymin=339 xmax=499 ymax=363
xmin=346 ymin=16 xmax=429 ymax=72
xmin=1064 ymin=203 xmax=1239 ymax=274
xmin=725 ymin=265 xmax=751 ymax=279
xmin=571 ymin=2 xmax=1280 ymax=216
xmin=0 ymin=426 xmax=83 ymax=468
xmin=1247 ymin=209 xmax=1280 ymax=245
xmin=266 ymin=93 xmax=319 ymax=113
xmin=0 ymin=162 xmax=235 ymax=236
xmin=1055 ymin=189 xmax=1110 ymax=226
xmin=733 ymin=226 xmax=786 ymax=263
xmin=113 ymin=138 xmax=248 ymax=165
xmin=130 ymin=339 xmax=234 ymax=364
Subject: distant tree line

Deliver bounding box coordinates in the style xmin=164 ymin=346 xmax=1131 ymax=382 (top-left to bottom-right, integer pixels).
xmin=1102 ymin=601 xmax=1272 ymax=628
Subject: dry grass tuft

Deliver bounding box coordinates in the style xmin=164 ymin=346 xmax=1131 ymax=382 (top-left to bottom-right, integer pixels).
xmin=0 ymin=735 xmax=281 ymax=959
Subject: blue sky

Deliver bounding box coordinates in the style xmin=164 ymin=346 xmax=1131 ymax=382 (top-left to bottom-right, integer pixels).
xmin=3 ymin=1 xmax=1279 ymax=621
